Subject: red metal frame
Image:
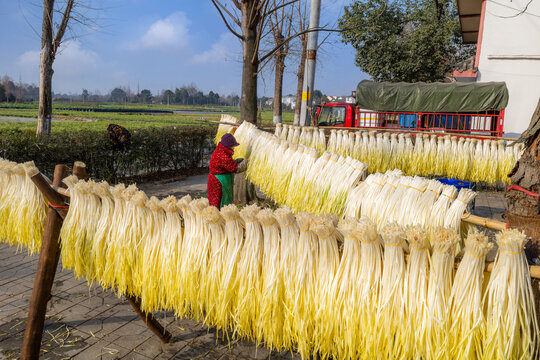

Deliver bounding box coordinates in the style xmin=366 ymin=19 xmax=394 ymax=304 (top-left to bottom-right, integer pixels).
xmin=316 ymin=103 xmax=505 ymax=137
xmin=354 ymin=108 xmax=504 ymax=137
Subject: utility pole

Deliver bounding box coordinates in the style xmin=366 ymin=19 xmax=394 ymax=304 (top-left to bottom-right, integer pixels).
xmin=299 ymin=0 xmax=321 ymax=126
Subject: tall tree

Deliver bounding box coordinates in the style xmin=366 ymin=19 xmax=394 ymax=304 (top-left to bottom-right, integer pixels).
xmin=211 ymin=0 xmax=328 ymax=124
xmin=268 ymin=0 xmax=294 ymax=124
xmin=37 ymin=0 xmax=75 ymax=135
xmin=339 ymin=0 xmax=474 ymax=83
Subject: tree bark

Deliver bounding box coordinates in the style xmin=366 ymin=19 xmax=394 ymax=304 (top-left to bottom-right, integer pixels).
xmin=240 ymin=1 xmax=260 ymax=124
xmin=506 ymin=100 xmax=540 ymax=256
xmin=36 ymin=0 xmax=54 ymax=135
xmin=293 ymin=37 xmax=307 ymax=125
xmin=273 ymin=43 xmax=285 ymax=124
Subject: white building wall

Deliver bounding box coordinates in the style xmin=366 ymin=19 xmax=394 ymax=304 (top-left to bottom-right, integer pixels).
xmin=477 ymin=0 xmax=540 ymax=137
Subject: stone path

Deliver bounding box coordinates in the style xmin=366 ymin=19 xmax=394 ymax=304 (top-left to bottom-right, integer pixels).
xmin=0 ymin=243 xmax=300 ymax=359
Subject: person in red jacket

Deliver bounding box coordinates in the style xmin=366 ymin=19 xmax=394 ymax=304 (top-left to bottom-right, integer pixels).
xmin=207 ymin=133 xmax=245 ymax=208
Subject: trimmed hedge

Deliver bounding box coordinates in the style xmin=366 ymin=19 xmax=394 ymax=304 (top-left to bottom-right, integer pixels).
xmin=0 ymin=126 xmax=216 ymax=183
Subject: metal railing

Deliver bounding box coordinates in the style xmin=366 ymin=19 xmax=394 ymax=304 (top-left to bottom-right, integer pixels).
xmin=353 ymin=109 xmax=504 ymax=137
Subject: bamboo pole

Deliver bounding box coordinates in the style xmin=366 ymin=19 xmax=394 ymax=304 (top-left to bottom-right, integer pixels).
xmin=461 ymin=213 xmax=506 ymax=231
xmin=21 ymin=164 xmax=68 ymax=360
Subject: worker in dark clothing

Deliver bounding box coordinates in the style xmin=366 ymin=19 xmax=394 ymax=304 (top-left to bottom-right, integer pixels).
xmin=107 ymin=124 xmax=131 ymax=150
xmin=207 ymin=133 xmax=247 ymax=208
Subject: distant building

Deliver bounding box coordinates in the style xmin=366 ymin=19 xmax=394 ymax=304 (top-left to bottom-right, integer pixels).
xmin=325 ymin=95 xmax=355 ymax=104
xmin=455 ymin=0 xmax=540 ymax=136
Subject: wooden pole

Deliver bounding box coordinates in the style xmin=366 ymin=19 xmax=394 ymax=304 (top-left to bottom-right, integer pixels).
xmin=461 ymin=213 xmax=506 ymax=231
xmin=126 ymin=295 xmax=172 ymax=343
xmin=72 ymin=161 xmax=88 ymax=180
xmin=21 ymin=164 xmax=68 ymax=360
xmin=33 ymin=163 xmax=172 ymax=346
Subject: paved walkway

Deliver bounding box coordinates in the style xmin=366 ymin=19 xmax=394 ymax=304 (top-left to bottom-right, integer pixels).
xmin=0 ymin=243 xmax=300 ymax=360
xmin=0 ymin=174 xmax=507 ymax=359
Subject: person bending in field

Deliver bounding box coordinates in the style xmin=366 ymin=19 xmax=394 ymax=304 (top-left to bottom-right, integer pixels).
xmin=207 ymin=133 xmax=247 ymax=209
xmin=107 ymin=124 xmax=131 ymax=150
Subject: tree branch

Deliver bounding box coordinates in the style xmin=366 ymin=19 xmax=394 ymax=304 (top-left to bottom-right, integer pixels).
xmin=212 ymin=0 xmax=241 ymax=26
xmin=211 ymin=0 xmax=243 ymax=39
xmin=263 ymin=0 xmax=299 ymax=20
xmin=259 ymin=27 xmax=343 ymax=64
xmin=52 ymin=0 xmax=75 ymax=57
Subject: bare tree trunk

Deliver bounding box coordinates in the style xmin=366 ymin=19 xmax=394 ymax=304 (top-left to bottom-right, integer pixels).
xmin=293 ymin=37 xmax=307 ymax=125
xmin=273 ymin=44 xmax=285 ymax=124
xmin=240 ymin=1 xmax=259 ymax=124
xmin=36 ymin=0 xmax=54 ymax=135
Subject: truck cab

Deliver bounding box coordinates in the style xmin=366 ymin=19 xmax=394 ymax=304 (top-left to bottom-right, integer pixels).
xmin=315 ymin=102 xmax=355 ymax=127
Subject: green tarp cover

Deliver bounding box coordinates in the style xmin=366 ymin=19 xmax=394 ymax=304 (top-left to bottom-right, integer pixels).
xmin=355 ymin=80 xmax=508 ymax=112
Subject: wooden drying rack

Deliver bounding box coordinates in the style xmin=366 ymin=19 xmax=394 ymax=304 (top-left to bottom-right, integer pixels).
xmin=20 ymin=162 xmax=171 ymax=360
xmin=53 ymin=181 xmax=540 ymax=279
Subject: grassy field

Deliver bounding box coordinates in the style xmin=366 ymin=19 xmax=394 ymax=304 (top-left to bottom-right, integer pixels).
xmin=0 ymin=102 xmax=294 ymax=132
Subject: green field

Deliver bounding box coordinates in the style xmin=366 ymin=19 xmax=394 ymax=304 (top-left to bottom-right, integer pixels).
xmin=0 ymin=102 xmax=294 ymax=132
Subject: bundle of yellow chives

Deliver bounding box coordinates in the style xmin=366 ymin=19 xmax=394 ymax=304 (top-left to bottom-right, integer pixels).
xmin=235 ymin=204 xmax=263 ymax=342
xmin=0 ymin=161 xmax=46 ymax=253
xmin=377 ymin=223 xmax=407 ymax=359
xmin=176 ymin=194 xmax=194 ymax=316
xmin=214 ymin=114 xmax=238 ymax=145
xmin=219 ymin=204 xmax=245 ymax=333
xmin=59 ymin=175 xmax=83 ymax=274
xmin=256 ymin=209 xmax=284 ymax=349
xmin=101 ymin=183 xmax=129 ymax=289
xmin=186 ymin=198 xmax=210 ymax=320
xmin=59 ymin=177 xmax=102 ymax=282
xmin=355 ymin=218 xmax=383 ymax=357
xmin=483 ymin=229 xmax=539 ymax=359
xmin=274 ymin=207 xmax=300 ymax=348
xmin=404 ymin=226 xmax=430 ymax=359
xmin=292 ymin=212 xmax=319 ymax=358
xmin=311 ymin=214 xmax=341 ymax=359
xmin=201 ymin=205 xmax=227 ymax=327
xmin=429 ymin=185 xmax=457 ymax=235
xmin=425 ymin=227 xmax=459 ymax=359
xmin=443 ymin=188 xmax=476 ymax=238
xmin=90 ymin=181 xmax=114 ymax=284
xmin=117 ymin=190 xmax=150 ymax=296
xmin=137 ymin=196 xmax=165 ymax=313
xmin=330 ymin=217 xmax=362 ymax=359
xmin=410 ymin=179 xmax=443 ymax=227
xmin=448 ymin=230 xmax=492 ymax=358
xmin=160 ymin=196 xmax=184 ymax=311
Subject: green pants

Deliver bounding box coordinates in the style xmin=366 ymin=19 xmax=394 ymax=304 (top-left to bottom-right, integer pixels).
xmin=214 ymin=173 xmax=234 ymax=208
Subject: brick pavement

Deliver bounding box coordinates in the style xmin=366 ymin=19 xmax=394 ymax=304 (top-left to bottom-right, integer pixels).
xmin=0 ymin=243 xmax=301 ymax=359
xmin=0 ymin=191 xmax=505 ymax=360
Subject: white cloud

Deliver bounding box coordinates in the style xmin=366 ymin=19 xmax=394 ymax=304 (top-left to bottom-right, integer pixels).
xmin=17 ymin=40 xmax=98 ymax=76
xmin=192 ymin=33 xmax=238 ymax=64
xmin=138 ymin=12 xmax=191 ymax=50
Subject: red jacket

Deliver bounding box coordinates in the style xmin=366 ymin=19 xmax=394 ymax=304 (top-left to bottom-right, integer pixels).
xmin=207 ymin=143 xmax=238 ymax=208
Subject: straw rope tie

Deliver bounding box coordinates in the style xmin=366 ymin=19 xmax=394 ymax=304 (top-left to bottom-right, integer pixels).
xmin=465 ymin=250 xmax=486 ymax=258
xmin=319 ymin=229 xmax=336 ymax=239
xmin=386 ymin=241 xmax=404 ymax=247
xmin=263 ymin=221 xmax=277 ymax=227
xmin=246 ymin=219 xmax=257 ymax=223
xmin=501 ymin=249 xmax=524 ymax=255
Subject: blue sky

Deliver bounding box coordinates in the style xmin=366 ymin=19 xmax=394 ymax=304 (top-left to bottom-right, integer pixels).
xmin=0 ymin=0 xmax=368 ymax=97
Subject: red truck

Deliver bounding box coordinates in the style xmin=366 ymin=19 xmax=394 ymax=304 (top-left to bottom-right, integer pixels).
xmin=314 ymin=81 xmax=508 ymax=137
